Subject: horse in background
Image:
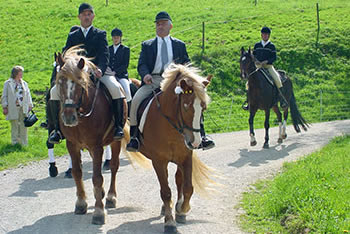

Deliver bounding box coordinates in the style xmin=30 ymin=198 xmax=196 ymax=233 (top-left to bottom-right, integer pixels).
xmin=240 ymin=47 xmax=308 ymax=148
xmin=54 ymin=46 xmax=148 ymax=225
xmin=128 ymin=64 xmax=215 ymax=233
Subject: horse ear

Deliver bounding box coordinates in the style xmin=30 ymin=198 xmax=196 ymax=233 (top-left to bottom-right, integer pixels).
xmin=77 ymin=58 xmax=85 ymax=70
xmin=57 ymin=52 xmax=65 ymax=67
xmin=54 ymin=52 xmax=58 ymax=61
xmin=180 ymin=79 xmax=193 ymax=90
xmin=203 ymin=74 xmax=212 ymax=87
xmin=241 ymin=47 xmax=245 ymax=54
xmin=248 ymin=47 xmax=251 ymax=54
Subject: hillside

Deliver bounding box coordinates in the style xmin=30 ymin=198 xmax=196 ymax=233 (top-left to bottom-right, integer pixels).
xmin=0 ymin=0 xmax=349 ymax=153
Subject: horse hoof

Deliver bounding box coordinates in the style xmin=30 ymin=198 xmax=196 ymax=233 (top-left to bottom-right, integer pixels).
xmin=263 ymin=143 xmax=269 ymax=149
xmin=75 ymin=203 xmax=87 ymax=214
xmin=175 ymin=214 xmax=186 ymax=223
xmin=92 ymin=214 xmax=105 ymax=225
xmin=282 ymin=134 xmax=287 ymax=139
xmin=64 ymin=168 xmax=72 ymax=178
xmin=160 ymin=205 xmax=165 ymax=216
xmin=164 ymin=225 xmax=177 ymax=234
xmin=105 ymin=198 xmax=117 ymax=208
xmin=277 ymin=138 xmax=283 ymax=143
xmin=250 ymin=141 xmax=257 ymax=146
xmin=49 ymin=163 xmax=58 ymax=177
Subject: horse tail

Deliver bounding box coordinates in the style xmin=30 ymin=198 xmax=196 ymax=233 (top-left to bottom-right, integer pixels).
xmin=121 ymin=122 xmax=151 ymax=169
xmin=192 ymin=152 xmax=219 ymax=197
xmin=289 ymin=92 xmax=309 ymax=132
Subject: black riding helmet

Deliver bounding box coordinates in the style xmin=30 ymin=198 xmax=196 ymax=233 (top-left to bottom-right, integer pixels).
xmin=111 ymin=28 xmax=122 ymax=37
xmin=261 ymin=26 xmax=271 ymax=34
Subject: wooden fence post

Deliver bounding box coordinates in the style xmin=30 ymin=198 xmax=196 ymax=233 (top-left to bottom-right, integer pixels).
xmin=255 ymin=0 xmax=257 ymax=6
xmin=106 ymin=0 xmax=108 ymax=6
xmin=316 ymin=3 xmax=320 ymax=48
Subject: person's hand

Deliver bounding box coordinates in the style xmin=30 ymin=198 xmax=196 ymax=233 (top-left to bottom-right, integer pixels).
xmin=255 ymin=61 xmax=262 ymax=66
xmin=95 ymin=68 xmax=102 ymax=79
xmin=28 ymin=106 xmax=32 ymax=112
xmin=3 ymin=107 xmax=8 ymax=115
xmin=261 ymin=60 xmax=268 ymax=65
xmin=143 ymin=74 xmax=153 ymax=85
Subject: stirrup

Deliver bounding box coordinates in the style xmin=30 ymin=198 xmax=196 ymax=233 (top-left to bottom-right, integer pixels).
xmin=242 ymin=101 xmax=249 ymax=111
xmin=48 ymin=130 xmax=63 ymax=144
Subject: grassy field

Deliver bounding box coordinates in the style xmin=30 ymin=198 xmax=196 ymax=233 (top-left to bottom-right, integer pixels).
xmin=240 ymin=135 xmax=350 ymax=233
xmin=0 ymin=0 xmax=350 ymax=168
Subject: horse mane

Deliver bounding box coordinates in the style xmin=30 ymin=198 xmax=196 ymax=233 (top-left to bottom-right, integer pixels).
xmin=56 ymin=45 xmax=96 ymax=92
xmin=161 ymin=63 xmax=210 ymax=105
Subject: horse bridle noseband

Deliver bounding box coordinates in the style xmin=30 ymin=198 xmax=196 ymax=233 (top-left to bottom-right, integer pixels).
xmin=154 ymin=90 xmax=201 ymax=136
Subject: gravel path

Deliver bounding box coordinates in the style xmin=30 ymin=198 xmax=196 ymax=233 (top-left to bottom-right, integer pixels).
xmin=1 ymin=120 xmax=350 ymax=234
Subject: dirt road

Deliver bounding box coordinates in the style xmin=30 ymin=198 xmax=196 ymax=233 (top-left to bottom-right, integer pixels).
xmin=1 ymin=120 xmax=349 ymax=234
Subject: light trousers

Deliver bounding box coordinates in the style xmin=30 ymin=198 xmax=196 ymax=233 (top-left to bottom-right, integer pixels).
xmin=10 ymin=106 xmax=28 ymax=145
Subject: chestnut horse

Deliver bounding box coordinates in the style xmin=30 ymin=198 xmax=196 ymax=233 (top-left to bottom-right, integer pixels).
xmin=55 ymin=46 xmax=147 ymax=225
xmin=240 ymin=47 xmax=309 ymax=148
xmin=128 ymin=64 xmax=215 ymax=233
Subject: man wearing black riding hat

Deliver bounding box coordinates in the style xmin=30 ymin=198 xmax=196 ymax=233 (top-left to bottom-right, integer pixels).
xmin=126 ymin=11 xmax=215 ymax=152
xmin=242 ymin=26 xmax=288 ymax=110
xmin=48 ymin=2 xmax=126 ymax=144
xmin=107 ymin=28 xmax=131 ymax=105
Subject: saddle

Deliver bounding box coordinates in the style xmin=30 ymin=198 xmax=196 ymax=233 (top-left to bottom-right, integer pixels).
xmin=259 ymin=68 xmax=288 ymax=86
xmin=136 ymin=88 xmax=162 ymax=128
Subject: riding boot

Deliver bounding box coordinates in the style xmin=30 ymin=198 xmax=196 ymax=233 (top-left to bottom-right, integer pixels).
xmin=126 ymin=126 xmax=140 ymax=152
xmin=242 ymin=90 xmax=249 ymax=111
xmin=198 ymin=121 xmax=215 ymax=150
xmin=48 ymin=100 xmax=63 ymax=144
xmin=112 ymin=98 xmax=125 ymax=140
xmin=278 ymin=88 xmax=288 ymax=108
xmin=127 ymin=101 xmax=131 ymax=118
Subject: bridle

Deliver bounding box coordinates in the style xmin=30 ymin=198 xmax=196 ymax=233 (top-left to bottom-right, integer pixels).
xmin=59 ymin=79 xmax=100 ymax=118
xmin=154 ymin=89 xmax=201 ymax=137
xmin=242 ymin=53 xmax=260 ymax=78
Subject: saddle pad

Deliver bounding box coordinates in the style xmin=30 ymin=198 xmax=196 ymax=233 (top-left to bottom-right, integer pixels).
xmin=138 ymin=97 xmax=155 ymax=133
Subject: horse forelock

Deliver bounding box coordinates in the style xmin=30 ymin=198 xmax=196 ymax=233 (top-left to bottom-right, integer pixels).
xmin=56 ymin=46 xmax=95 ymax=92
xmin=161 ymin=63 xmax=210 ymax=105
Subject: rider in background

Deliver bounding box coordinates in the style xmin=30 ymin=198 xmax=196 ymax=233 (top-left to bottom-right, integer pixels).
xmin=243 ymin=26 xmax=287 ymax=110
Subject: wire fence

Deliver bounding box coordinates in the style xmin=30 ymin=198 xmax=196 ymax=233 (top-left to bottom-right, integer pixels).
xmin=203 ymin=90 xmax=350 ymax=133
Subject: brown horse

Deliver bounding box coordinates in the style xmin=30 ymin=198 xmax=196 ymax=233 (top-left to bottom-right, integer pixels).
xmin=240 ymin=47 xmax=309 ymax=148
xmin=128 ymin=64 xmax=215 ymax=233
xmin=55 ymin=46 xmax=147 ymax=225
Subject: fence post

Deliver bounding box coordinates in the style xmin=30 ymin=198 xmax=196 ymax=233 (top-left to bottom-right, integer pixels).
xmin=106 ymin=0 xmax=108 ymax=6
xmin=202 ymin=22 xmax=205 ymax=54
xmin=316 ymin=3 xmax=320 ymax=48
xmin=255 ymin=0 xmax=257 ymax=6
xmin=320 ymin=89 xmax=323 ymax=121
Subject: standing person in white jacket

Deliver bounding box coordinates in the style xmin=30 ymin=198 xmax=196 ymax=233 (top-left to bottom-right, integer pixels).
xmin=1 ymin=66 xmax=33 ymax=145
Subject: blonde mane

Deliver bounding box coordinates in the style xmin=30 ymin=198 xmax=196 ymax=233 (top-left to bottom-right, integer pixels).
xmin=56 ymin=46 xmax=96 ymax=92
xmin=161 ymin=63 xmax=210 ymax=105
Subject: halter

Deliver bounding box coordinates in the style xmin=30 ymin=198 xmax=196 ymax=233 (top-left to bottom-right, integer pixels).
xmin=154 ymin=89 xmax=201 ymax=137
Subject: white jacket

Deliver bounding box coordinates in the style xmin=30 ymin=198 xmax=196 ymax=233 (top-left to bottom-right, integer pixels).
xmin=1 ymin=78 xmax=33 ymax=120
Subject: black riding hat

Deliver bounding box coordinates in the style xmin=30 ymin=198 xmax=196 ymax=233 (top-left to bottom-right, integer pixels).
xmin=79 ymin=3 xmax=94 ymax=14
xmin=111 ymin=28 xmax=122 ymax=37
xmin=261 ymin=26 xmax=271 ymax=34
xmin=155 ymin=11 xmax=172 ymax=22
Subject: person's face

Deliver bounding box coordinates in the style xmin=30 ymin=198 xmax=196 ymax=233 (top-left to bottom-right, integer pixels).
xmin=261 ymin=32 xmax=270 ymax=41
xmin=15 ymin=71 xmax=23 ymax=80
xmin=78 ymin=10 xmax=94 ymax=28
xmin=156 ymin=20 xmax=172 ymax=38
xmin=112 ymin=36 xmax=121 ymax=45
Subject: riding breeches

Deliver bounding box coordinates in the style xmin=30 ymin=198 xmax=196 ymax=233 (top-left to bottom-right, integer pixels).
xmin=50 ymin=74 xmax=125 ymax=101
xmin=118 ymin=78 xmax=132 ymax=102
xmin=256 ymin=64 xmax=282 ymax=88
xmin=129 ymin=75 xmax=163 ymax=126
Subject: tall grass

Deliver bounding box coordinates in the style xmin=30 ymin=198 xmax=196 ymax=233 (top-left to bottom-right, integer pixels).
xmin=240 ymin=135 xmax=350 ymax=233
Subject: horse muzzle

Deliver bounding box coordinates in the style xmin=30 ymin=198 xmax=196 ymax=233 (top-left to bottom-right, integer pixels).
xmin=61 ymin=109 xmax=79 ymax=127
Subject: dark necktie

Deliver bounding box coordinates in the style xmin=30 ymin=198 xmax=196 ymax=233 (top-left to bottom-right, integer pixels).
xmin=161 ymin=38 xmax=168 ymax=73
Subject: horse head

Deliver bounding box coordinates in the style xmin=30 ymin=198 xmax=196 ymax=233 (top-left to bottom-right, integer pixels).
xmin=240 ymin=47 xmax=256 ymax=80
xmin=162 ymin=64 xmax=211 ymax=150
xmin=55 ymin=46 xmax=95 ymax=127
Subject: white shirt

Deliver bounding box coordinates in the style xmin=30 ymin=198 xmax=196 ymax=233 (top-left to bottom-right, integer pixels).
xmin=261 ymin=40 xmax=270 ymax=47
xmin=152 ymin=35 xmax=173 ymax=74
xmin=113 ymin=44 xmax=121 ymax=54
xmin=81 ymin=25 xmax=92 ymax=38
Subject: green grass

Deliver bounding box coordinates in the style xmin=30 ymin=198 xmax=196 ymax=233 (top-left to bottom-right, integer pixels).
xmin=240 ymin=135 xmax=350 ymax=233
xmin=1 ymin=0 xmax=350 ymax=169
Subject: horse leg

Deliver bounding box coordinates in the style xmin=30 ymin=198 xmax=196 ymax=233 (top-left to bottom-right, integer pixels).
xmin=90 ymin=146 xmax=106 ymax=225
xmin=282 ymin=108 xmax=289 ymax=139
xmin=175 ymin=155 xmax=193 ymax=224
xmin=272 ymin=106 xmax=283 ymax=143
xmin=152 ymin=161 xmax=176 ymax=233
xmin=66 ymin=140 xmax=87 ymax=215
xmin=105 ymin=141 xmax=121 ymax=208
xmin=249 ymin=109 xmax=257 ymax=146
xmin=263 ymin=109 xmax=270 ymax=149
